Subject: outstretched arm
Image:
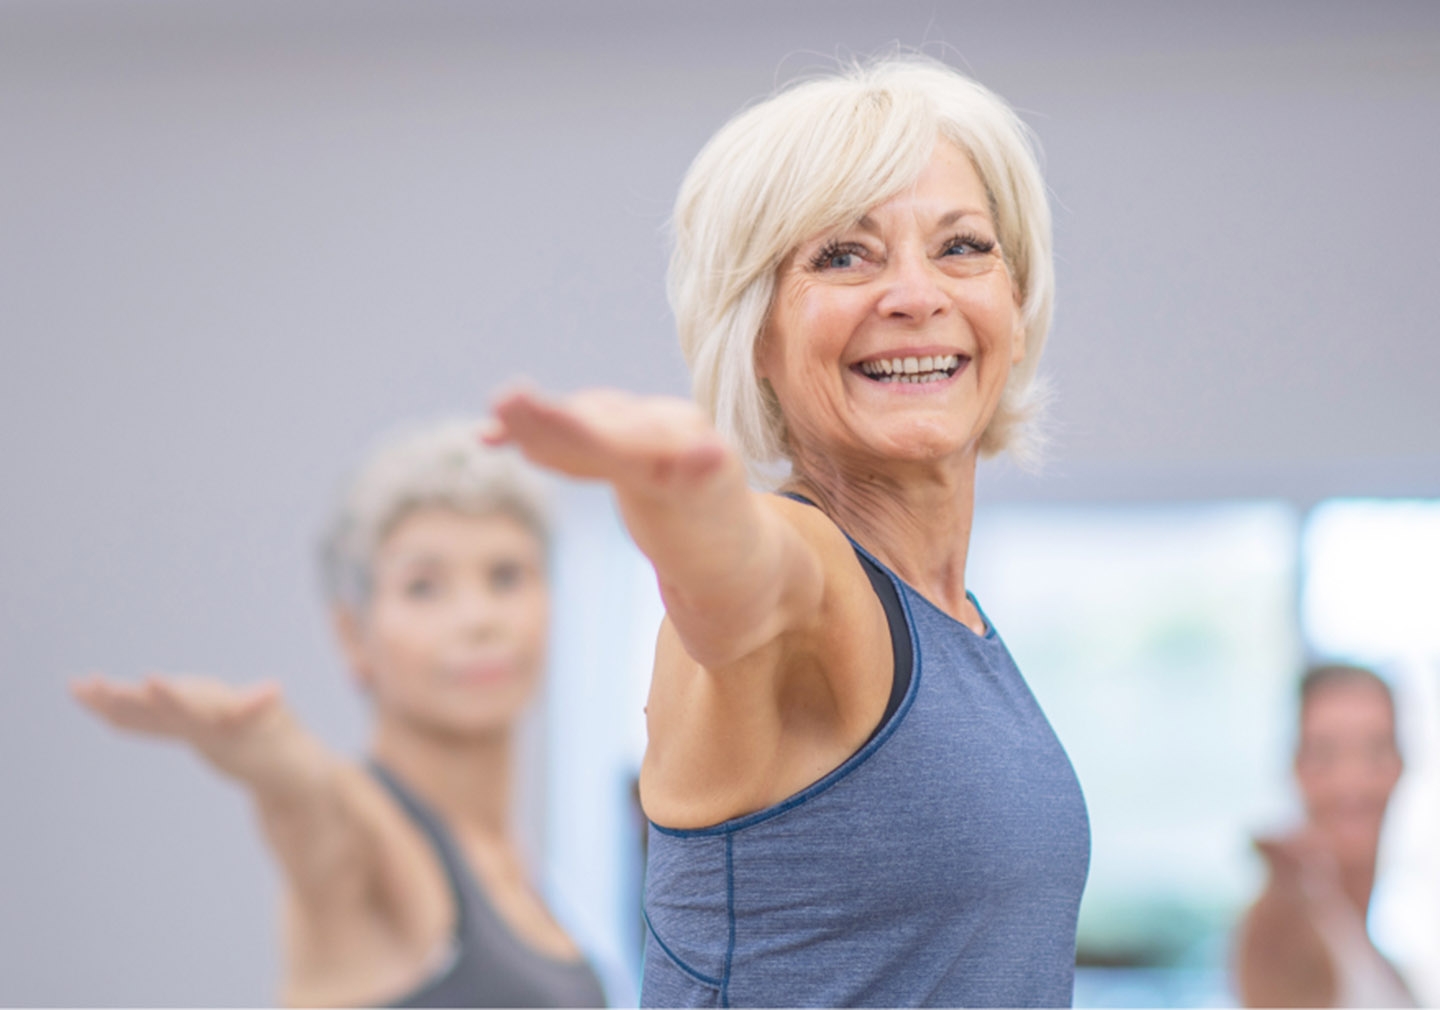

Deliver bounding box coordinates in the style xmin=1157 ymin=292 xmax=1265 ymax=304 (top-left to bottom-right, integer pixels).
xmin=71 ymin=674 xmax=376 ymax=907
xmin=486 ymin=387 xmax=825 ymax=670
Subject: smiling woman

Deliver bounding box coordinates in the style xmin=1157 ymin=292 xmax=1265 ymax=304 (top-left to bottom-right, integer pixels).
xmin=758 ymin=140 xmax=1027 ymax=489
xmin=486 ymin=54 xmax=1088 ymax=1008
xmin=72 ymin=422 xmax=606 ymax=1008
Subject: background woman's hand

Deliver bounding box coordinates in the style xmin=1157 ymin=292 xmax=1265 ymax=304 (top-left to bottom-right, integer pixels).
xmin=484 ymin=387 xmax=730 ymax=497
xmin=71 ymin=673 xmax=292 ymax=786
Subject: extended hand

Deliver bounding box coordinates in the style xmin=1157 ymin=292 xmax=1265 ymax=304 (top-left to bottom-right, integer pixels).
xmin=71 ymin=673 xmax=288 ymax=782
xmin=1253 ymin=829 xmax=1346 ymax=909
xmin=484 ymin=387 xmax=730 ymax=494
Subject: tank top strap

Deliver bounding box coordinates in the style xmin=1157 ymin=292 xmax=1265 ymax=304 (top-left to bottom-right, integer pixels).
xmin=367 ymin=762 xmax=611 ymax=1007
xmin=368 ymin=761 xmax=471 ymax=933
xmin=774 ymin=491 xmax=913 ymax=741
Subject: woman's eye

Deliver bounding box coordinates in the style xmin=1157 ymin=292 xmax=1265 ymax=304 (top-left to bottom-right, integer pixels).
xmin=403 ymin=578 xmax=439 ymax=599
xmin=941 ymin=234 xmax=996 ymax=257
xmin=489 ymin=562 xmax=525 ymax=592
xmin=809 ymin=242 xmax=866 ymax=271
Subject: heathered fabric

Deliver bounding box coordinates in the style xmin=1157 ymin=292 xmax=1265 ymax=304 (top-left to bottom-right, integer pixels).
xmin=640 ymin=536 xmax=1090 ymax=1008
xmin=370 ymin=763 xmax=608 ymax=1008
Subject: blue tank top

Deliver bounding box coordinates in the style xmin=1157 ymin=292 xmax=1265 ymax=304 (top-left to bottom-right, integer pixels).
xmin=640 ymin=530 xmax=1090 ymax=1007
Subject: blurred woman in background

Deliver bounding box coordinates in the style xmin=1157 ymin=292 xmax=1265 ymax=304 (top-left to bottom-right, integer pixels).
xmin=1235 ymin=663 xmax=1414 ymax=1007
xmin=73 ymin=422 xmax=606 ymax=1008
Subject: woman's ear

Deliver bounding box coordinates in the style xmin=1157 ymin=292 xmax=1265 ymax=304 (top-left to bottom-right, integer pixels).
xmin=331 ymin=606 xmax=373 ymax=691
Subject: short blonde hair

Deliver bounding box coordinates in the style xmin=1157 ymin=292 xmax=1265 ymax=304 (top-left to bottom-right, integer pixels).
xmin=318 ymin=420 xmax=550 ymax=610
xmin=669 ymin=55 xmax=1054 ymax=482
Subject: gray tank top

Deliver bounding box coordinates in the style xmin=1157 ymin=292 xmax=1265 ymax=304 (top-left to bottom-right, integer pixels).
xmin=641 ymin=530 xmax=1091 ymax=1007
xmin=370 ymin=763 xmax=607 ymax=1008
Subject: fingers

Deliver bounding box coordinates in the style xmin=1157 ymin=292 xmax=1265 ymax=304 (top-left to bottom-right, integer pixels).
xmin=480 ymin=380 xmax=541 ymax=447
xmin=477 ymin=417 xmax=508 ymax=446
xmin=71 ymin=672 xmax=281 ymax=738
xmin=147 ymin=675 xmax=281 ymax=730
xmin=487 ymin=389 xmax=623 ymax=480
xmin=70 ymin=673 xmax=176 ymax=736
xmin=484 ymin=386 xmax=732 ymax=491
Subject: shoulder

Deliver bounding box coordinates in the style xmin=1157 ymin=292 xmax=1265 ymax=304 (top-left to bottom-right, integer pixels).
xmin=758 ymin=494 xmax=878 ymax=619
xmin=276 ymin=761 xmax=457 ymax=996
xmin=641 ymin=497 xmax=896 ymax=828
xmin=271 ymin=760 xmax=451 ymax=918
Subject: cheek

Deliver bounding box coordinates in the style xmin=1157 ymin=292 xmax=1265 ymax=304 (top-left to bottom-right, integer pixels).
xmin=509 ymin=589 xmax=551 ymax=652
xmin=367 ymin=606 xmax=439 ymax=672
xmin=771 ymin=286 xmax=861 ymax=375
xmin=1372 ymin=756 xmax=1403 ymax=791
xmin=968 ymin=282 xmax=1023 ymax=353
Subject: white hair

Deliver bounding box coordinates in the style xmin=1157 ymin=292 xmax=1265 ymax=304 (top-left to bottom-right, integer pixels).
xmin=669 ymin=54 xmax=1055 ymax=483
xmin=318 ymin=420 xmax=550 ymax=611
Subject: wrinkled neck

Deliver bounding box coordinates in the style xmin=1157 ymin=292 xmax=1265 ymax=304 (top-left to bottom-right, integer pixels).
xmin=786 ymin=446 xmax=982 ymax=632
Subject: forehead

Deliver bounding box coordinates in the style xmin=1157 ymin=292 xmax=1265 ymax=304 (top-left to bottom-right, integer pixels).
xmin=847 ymin=140 xmax=992 ymax=232
xmin=1300 ymin=679 xmax=1395 ymax=737
xmin=376 ymin=506 xmax=542 ymax=563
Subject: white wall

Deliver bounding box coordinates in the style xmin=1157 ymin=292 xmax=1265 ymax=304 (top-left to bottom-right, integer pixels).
xmin=2 ymin=1 xmax=1437 ymax=1004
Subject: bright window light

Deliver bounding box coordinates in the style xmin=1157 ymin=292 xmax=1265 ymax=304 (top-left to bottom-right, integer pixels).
xmin=1303 ymin=499 xmax=1440 ymax=657
xmin=968 ymin=502 xmax=1302 ymax=1007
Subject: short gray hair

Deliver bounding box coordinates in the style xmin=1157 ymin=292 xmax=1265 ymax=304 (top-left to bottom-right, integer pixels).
xmin=318 ymin=420 xmax=550 ymax=610
xmin=670 ymin=54 xmax=1054 ymax=483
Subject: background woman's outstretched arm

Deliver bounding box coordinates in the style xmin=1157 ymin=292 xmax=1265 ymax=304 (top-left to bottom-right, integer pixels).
xmin=71 ymin=674 xmax=382 ymax=911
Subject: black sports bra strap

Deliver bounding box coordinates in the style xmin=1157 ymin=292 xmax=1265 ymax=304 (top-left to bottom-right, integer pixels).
xmin=775 ymin=491 xmax=913 ymax=741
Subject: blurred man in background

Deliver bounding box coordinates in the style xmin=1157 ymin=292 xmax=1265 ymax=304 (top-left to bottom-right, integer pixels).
xmin=1234 ymin=663 xmax=1415 ymax=1007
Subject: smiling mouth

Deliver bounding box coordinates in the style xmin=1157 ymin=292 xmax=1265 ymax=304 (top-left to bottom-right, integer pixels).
xmin=855 ymin=353 xmax=966 ymax=384
xmin=449 ymin=661 xmax=512 ymax=684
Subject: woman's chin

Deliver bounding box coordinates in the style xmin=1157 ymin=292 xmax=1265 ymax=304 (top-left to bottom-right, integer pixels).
xmin=863 ymin=423 xmax=981 ymax=467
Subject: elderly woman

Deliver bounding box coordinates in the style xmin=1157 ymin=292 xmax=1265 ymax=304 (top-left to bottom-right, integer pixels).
xmin=72 ymin=422 xmax=606 ymax=1008
xmin=488 ymin=56 xmax=1089 ymax=1007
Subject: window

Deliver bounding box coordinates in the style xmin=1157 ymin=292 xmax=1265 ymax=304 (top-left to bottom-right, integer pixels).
xmin=969 ymin=503 xmax=1301 ymax=1006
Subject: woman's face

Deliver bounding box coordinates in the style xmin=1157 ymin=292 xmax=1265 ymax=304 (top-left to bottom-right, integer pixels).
xmin=341 ymin=507 xmax=549 ymax=739
xmin=759 ymin=140 xmax=1025 ymax=473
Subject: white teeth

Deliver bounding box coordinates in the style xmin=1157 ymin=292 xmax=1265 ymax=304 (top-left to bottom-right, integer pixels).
xmin=858 ymin=353 xmax=964 ymax=381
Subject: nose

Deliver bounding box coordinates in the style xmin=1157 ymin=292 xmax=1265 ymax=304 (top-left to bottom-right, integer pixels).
xmin=875 ymin=248 xmax=948 ymax=323
xmin=456 ymin=585 xmax=504 ymax=640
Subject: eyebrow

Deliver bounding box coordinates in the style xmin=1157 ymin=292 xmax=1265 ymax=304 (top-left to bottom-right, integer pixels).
xmin=377 ymin=553 xmax=446 ymax=572
xmin=380 ymin=550 xmax=535 ymax=571
xmin=854 ymin=208 xmax=990 ymax=233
